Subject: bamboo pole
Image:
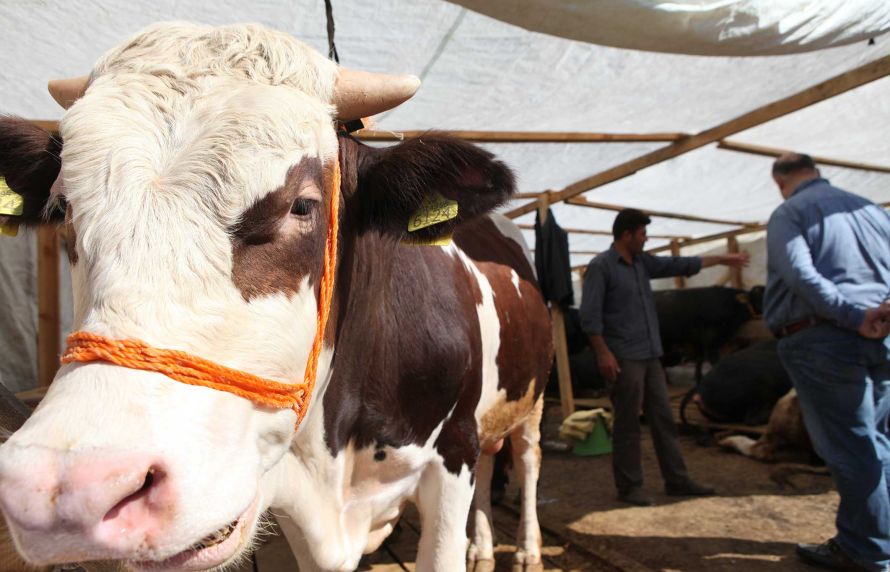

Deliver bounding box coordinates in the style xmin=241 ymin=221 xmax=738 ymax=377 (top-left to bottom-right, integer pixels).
xmin=538 ymin=195 xmax=575 ymax=418
xmin=36 ymin=227 xmax=60 ymax=388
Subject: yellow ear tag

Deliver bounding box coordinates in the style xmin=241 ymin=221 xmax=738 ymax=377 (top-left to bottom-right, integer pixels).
xmin=408 ymin=192 xmax=458 ymax=232
xmin=0 ymin=223 xmax=18 ymax=237
xmin=0 ymin=177 xmax=24 ymax=216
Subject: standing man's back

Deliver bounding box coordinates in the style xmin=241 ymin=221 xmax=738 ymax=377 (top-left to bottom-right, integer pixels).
xmin=765 ymin=178 xmax=890 ymax=334
xmin=764 ymin=153 xmax=890 ymax=572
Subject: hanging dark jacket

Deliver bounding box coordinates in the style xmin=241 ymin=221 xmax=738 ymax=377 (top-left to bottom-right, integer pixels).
xmin=534 ymin=208 xmax=574 ymax=308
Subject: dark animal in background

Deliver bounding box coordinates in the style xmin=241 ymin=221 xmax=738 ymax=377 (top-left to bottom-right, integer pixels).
xmin=656 ymin=285 xmax=764 ymax=381
xmin=697 ymin=340 xmax=791 ymax=425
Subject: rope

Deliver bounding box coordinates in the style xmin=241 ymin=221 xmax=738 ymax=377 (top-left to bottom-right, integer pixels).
xmin=324 ymin=0 xmax=340 ymax=63
xmin=60 ymin=156 xmax=342 ymax=429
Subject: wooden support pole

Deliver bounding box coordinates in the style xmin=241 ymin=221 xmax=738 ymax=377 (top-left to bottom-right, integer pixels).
xmin=538 ymin=195 xmax=575 ymax=418
xmin=37 ymin=227 xmax=60 ymax=388
xmin=727 ymin=236 xmax=743 ymax=289
xmin=670 ymin=240 xmax=686 ymax=289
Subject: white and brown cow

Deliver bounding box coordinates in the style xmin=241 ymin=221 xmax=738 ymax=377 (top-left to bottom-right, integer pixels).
xmin=0 ymin=22 xmax=552 ymax=572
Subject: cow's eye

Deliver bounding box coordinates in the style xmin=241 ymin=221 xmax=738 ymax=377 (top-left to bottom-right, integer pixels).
xmin=290 ymin=198 xmax=317 ymax=217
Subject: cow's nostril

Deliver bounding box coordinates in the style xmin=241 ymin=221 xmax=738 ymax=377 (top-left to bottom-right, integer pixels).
xmin=102 ymin=467 xmax=164 ymax=523
xmin=139 ymin=469 xmax=154 ymax=493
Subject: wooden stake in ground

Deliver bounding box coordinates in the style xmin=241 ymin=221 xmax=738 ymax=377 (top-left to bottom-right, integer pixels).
xmin=538 ymin=194 xmax=575 ymax=419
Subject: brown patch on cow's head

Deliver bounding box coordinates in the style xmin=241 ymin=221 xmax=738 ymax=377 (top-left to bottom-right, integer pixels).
xmin=230 ymin=156 xmax=330 ymax=300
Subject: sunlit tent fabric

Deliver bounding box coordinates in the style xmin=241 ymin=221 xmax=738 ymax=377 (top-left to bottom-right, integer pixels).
xmin=451 ymin=0 xmax=890 ymax=56
xmin=1 ymin=0 xmax=889 ymax=389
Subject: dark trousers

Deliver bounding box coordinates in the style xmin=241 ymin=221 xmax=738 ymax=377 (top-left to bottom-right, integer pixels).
xmin=610 ymin=358 xmax=689 ymax=493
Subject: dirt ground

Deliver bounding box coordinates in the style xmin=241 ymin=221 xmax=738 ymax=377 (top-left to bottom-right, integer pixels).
xmin=525 ymin=398 xmax=837 ymax=572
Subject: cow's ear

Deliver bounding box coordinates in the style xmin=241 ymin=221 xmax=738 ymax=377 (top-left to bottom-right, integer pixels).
xmin=342 ymin=133 xmax=515 ymax=241
xmin=0 ymin=117 xmax=64 ymax=227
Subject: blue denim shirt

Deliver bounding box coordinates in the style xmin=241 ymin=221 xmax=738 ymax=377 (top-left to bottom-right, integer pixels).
xmin=580 ymin=245 xmax=702 ymax=360
xmin=764 ymin=177 xmax=890 ymax=334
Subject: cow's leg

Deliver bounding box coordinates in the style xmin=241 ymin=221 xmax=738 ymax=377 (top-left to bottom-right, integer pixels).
xmin=467 ymin=452 xmax=496 ymax=571
xmin=416 ymin=460 xmax=475 ymax=572
xmin=510 ymin=395 xmax=544 ymax=570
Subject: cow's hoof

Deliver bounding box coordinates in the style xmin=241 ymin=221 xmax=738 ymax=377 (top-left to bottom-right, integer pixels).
xmin=468 ymin=558 xmax=496 ymax=572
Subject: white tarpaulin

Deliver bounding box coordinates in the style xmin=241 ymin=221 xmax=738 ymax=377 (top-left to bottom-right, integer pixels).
xmin=1 ymin=0 xmax=889 ymax=388
xmin=451 ymin=0 xmax=890 ymax=56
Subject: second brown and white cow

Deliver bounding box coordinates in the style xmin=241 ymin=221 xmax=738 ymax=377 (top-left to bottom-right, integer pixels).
xmin=0 ymin=22 xmax=552 ymax=572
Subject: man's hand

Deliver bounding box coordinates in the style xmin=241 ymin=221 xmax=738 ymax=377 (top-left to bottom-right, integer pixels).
xmin=858 ymin=305 xmax=890 ymax=339
xmin=597 ymin=349 xmax=621 ymax=383
xmin=720 ymin=252 xmax=750 ymax=268
xmin=700 ymin=252 xmax=750 ymax=269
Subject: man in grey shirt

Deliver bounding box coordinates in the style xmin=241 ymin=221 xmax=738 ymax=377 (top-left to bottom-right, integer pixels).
xmin=580 ymin=208 xmax=748 ymax=506
xmin=765 ymin=153 xmax=890 ymax=572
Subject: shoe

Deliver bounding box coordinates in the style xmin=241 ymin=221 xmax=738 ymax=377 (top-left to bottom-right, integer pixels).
xmin=796 ymin=539 xmax=871 ymax=571
xmin=665 ymin=480 xmax=716 ymax=497
xmin=617 ymin=488 xmax=654 ymax=507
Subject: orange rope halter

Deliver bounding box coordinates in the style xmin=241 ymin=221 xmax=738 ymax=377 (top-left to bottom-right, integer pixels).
xmin=61 ymin=154 xmax=342 ymax=429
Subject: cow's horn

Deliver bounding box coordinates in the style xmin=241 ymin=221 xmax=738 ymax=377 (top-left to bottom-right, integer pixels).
xmin=333 ymin=68 xmax=420 ymax=120
xmin=47 ymin=76 xmax=90 ymax=109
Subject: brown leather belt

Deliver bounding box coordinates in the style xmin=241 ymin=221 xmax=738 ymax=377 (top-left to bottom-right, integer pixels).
xmin=777 ymin=316 xmax=826 ymax=339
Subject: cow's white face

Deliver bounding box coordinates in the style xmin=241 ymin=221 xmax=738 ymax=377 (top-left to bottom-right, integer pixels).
xmin=0 ymin=23 xmax=345 ymax=570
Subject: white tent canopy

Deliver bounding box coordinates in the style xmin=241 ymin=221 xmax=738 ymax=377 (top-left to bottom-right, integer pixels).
xmin=1 ymin=0 xmax=889 ymax=388
xmin=452 ymin=0 xmax=890 ymax=56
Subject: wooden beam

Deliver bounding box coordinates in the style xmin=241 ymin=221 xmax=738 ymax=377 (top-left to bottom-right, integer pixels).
xmin=727 ymin=236 xmax=744 ymax=289
xmin=517 ymin=223 xmax=689 ymax=240
xmin=646 ymin=199 xmax=890 ymax=256
xmin=566 ymin=196 xmax=761 ymax=227
xmin=670 ymin=240 xmax=686 ymax=289
xmin=718 ymin=140 xmax=890 ymax=174
xmin=353 ymin=130 xmax=688 ymax=144
xmin=505 ymin=54 xmax=890 ymax=219
xmin=538 ymin=196 xmax=575 ymax=419
xmin=29 ymin=121 xmax=687 ymax=145
xmin=37 ymin=227 xmax=60 ymax=388
xmin=648 ymin=224 xmax=767 ymax=254
xmin=532 ymin=249 xmax=600 ymax=256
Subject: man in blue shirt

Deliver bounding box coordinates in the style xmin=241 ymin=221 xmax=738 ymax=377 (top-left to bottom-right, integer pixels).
xmin=765 ymin=153 xmax=890 ymax=572
xmin=580 ymin=208 xmax=749 ymax=506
